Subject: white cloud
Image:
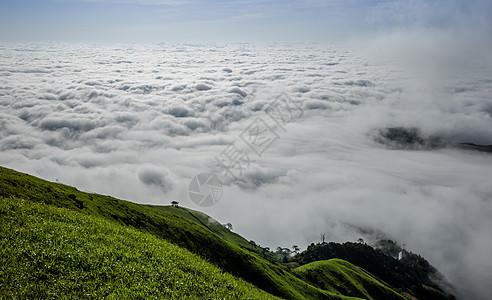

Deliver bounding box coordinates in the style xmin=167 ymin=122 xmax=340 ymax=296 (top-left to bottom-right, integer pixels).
xmin=138 ymin=164 xmax=173 ymax=192
xmin=0 ymin=42 xmax=491 ymax=299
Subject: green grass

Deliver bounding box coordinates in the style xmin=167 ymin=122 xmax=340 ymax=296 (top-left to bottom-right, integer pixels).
xmin=148 ymin=205 xmax=281 ymax=260
xmin=0 ymin=197 xmax=280 ymax=299
xmin=0 ymin=166 xmax=408 ymax=300
xmin=147 ymin=205 xmax=253 ymax=248
xmin=0 ymin=166 xmax=341 ymax=299
xmin=293 ymin=259 xmax=406 ymax=300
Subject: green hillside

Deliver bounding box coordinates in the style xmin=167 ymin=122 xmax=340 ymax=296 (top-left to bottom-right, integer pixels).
xmin=291 ymin=242 xmax=454 ymax=300
xmin=0 ymin=166 xmax=340 ymax=299
xmin=147 ymin=205 xmax=256 ymax=249
xmin=0 ymin=197 xmax=279 ymax=300
xmin=0 ymin=166 xmax=409 ymax=299
xmin=148 ymin=204 xmax=280 ymax=261
xmin=293 ymin=259 xmax=405 ymax=300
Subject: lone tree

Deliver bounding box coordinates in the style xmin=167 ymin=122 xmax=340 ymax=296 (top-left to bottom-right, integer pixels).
xmin=223 ymin=223 xmax=233 ymax=231
xmin=292 ymin=245 xmax=300 ymax=254
xmin=357 ymin=238 xmax=364 ymax=244
xmin=171 ymin=200 xmax=179 ymax=207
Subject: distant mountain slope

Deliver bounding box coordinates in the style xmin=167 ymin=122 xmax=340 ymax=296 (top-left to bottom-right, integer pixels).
xmin=291 ymin=242 xmax=455 ymax=300
xmin=457 ymin=143 xmax=492 ymax=153
xmin=374 ymin=126 xmax=492 ymax=154
xmin=293 ymin=259 xmax=405 ymax=300
xmin=0 ymin=197 xmax=280 ymax=300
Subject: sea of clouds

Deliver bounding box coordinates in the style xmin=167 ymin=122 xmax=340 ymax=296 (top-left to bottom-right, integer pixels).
xmin=1 ymin=39 xmax=491 ymax=299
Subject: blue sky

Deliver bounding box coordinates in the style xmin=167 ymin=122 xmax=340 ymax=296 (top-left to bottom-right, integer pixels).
xmin=0 ymin=0 xmax=490 ymax=42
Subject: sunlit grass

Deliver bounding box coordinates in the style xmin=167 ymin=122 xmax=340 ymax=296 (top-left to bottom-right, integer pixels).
xmin=293 ymin=259 xmax=405 ymax=300
xmin=0 ymin=197 xmax=280 ymax=299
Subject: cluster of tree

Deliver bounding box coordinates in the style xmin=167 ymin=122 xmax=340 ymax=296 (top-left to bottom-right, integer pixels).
xmin=290 ymin=241 xmax=455 ymax=300
xmin=275 ymin=245 xmax=301 ymax=255
xmin=246 ymin=242 xmax=303 ymax=263
xmin=374 ymin=239 xmax=401 ymax=257
xmin=274 ymin=245 xmax=301 ymax=262
xmin=246 ymin=240 xmax=284 ymax=263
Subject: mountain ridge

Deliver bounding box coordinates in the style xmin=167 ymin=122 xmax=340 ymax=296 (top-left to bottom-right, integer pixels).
xmin=0 ymin=165 xmax=452 ymax=299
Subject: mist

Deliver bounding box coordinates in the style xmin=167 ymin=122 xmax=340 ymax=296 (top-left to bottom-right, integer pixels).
xmin=1 ymin=1 xmax=492 ymax=299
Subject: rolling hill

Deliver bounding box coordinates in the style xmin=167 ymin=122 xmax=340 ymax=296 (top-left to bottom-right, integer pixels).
xmin=291 ymin=241 xmax=455 ymax=300
xmin=1 ymin=165 xmax=413 ymax=299
xmin=293 ymin=259 xmax=404 ymax=300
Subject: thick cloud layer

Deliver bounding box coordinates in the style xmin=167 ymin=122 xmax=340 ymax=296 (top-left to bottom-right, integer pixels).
xmin=1 ymin=42 xmax=491 ymax=299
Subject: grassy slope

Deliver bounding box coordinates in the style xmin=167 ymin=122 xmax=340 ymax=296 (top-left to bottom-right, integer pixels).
xmin=0 ymin=166 xmax=341 ymax=300
xmin=147 ymin=205 xmax=255 ymax=249
xmin=293 ymin=259 xmax=405 ymax=300
xmin=0 ymin=197 xmax=279 ymax=300
xmin=0 ymin=166 xmax=407 ymax=300
xmin=148 ymin=205 xmax=280 ymax=260
xmin=291 ymin=241 xmax=453 ymax=300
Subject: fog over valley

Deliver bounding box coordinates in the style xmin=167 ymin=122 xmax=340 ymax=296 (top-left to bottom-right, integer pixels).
xmin=1 ymin=0 xmax=492 ymax=299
